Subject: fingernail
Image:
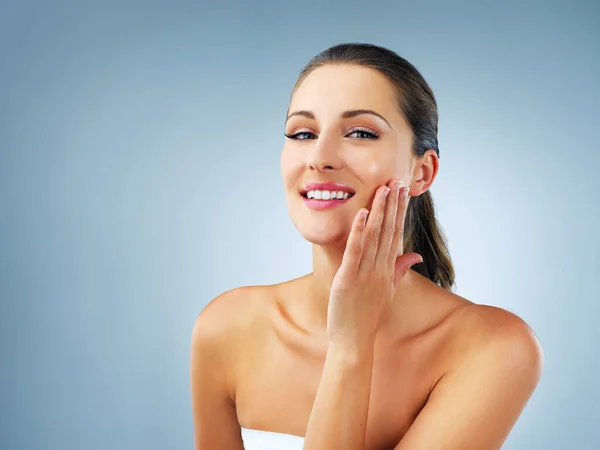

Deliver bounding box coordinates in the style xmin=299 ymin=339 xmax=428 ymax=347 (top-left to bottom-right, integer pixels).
xmin=384 ymin=187 xmax=391 ymax=197
xmin=394 ymin=180 xmax=402 ymax=191
xmin=402 ymin=187 xmax=410 ymax=198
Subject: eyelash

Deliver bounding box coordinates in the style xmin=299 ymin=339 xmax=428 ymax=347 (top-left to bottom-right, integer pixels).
xmin=284 ymin=128 xmax=380 ymax=141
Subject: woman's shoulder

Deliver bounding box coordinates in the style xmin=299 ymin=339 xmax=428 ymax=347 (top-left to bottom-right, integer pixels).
xmin=190 ymin=284 xmax=280 ymax=399
xmin=412 ymin=273 xmax=540 ymax=359
xmin=438 ymin=292 xmax=542 ymax=370
xmin=415 ymin=281 xmax=542 ymax=390
xmin=193 ymin=284 xmax=275 ymax=341
xmin=191 ymin=281 xmax=294 ymax=362
xmin=450 ymin=300 xmax=538 ymax=341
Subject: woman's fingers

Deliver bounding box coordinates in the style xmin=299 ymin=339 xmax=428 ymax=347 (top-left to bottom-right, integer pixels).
xmin=393 ymin=250 xmax=423 ymax=286
xmin=376 ymin=179 xmax=402 ymax=268
xmin=388 ymin=185 xmax=411 ymax=265
xmin=360 ymin=185 xmax=391 ymax=267
xmin=349 ymin=179 xmax=416 ymax=279
xmin=340 ymin=208 xmax=369 ymax=274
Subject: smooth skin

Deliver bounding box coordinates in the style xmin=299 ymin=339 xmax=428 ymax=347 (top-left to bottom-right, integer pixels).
xmin=190 ymin=64 xmax=544 ymax=449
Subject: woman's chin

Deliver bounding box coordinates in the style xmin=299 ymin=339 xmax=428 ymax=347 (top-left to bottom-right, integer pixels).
xmin=298 ymin=227 xmax=349 ymax=246
xmin=288 ymin=210 xmax=355 ymax=246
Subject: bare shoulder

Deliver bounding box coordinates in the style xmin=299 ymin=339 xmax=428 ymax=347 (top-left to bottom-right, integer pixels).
xmin=393 ymin=295 xmax=544 ymax=449
xmin=412 ymin=276 xmax=543 ymax=380
xmin=194 ymin=286 xmax=267 ymax=331
xmin=190 ymin=286 xmax=274 ymax=449
xmin=190 ymin=285 xmax=275 ymax=442
xmin=191 ymin=285 xmax=273 ymax=353
xmin=447 ymin=302 xmax=544 ymax=377
xmin=191 ymin=285 xmax=274 ymax=377
xmin=453 ymin=303 xmax=542 ymax=343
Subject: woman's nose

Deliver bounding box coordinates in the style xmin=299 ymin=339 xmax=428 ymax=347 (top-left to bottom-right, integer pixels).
xmin=306 ymin=135 xmax=344 ymax=172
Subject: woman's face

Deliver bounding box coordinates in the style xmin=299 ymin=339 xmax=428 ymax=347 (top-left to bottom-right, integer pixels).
xmin=281 ymin=64 xmax=418 ymax=246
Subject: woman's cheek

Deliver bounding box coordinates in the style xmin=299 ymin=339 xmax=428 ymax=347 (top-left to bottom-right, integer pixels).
xmin=352 ymin=154 xmax=397 ymax=183
xmin=280 ymin=148 xmax=299 ymax=190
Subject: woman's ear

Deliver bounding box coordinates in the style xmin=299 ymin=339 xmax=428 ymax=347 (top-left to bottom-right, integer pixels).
xmin=411 ymin=149 xmax=439 ymax=195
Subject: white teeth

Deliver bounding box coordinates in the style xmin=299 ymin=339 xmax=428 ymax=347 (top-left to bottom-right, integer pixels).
xmin=306 ymin=190 xmax=352 ymax=200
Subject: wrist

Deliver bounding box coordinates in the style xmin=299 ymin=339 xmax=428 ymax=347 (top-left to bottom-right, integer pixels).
xmin=327 ymin=339 xmax=376 ymax=365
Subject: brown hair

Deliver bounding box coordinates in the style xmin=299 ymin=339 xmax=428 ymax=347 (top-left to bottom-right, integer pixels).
xmin=292 ymin=43 xmax=455 ymax=291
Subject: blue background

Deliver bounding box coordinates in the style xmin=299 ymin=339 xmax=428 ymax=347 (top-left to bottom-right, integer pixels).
xmin=1 ymin=1 xmax=598 ymax=448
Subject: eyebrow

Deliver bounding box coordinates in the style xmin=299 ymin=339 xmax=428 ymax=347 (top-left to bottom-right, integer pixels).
xmin=285 ymin=109 xmax=392 ymax=128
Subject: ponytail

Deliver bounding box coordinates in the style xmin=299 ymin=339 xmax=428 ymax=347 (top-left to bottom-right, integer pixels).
xmin=404 ymin=190 xmax=455 ymax=291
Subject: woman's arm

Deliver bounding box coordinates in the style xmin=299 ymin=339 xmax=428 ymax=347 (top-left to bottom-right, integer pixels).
xmin=190 ymin=290 xmax=245 ymax=450
xmin=301 ymin=182 xmax=418 ymax=450
xmin=394 ymin=312 xmax=543 ymax=450
xmin=303 ymin=341 xmax=376 ymax=450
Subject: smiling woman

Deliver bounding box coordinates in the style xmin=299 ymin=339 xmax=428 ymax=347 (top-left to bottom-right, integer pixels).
xmin=190 ymin=43 xmax=543 ymax=450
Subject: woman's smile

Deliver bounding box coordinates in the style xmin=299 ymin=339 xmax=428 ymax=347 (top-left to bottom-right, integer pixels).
xmin=299 ymin=181 xmax=356 ymax=210
xmin=301 ymin=193 xmax=355 ymax=210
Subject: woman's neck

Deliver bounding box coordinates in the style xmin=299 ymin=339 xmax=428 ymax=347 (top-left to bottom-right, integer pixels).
xmin=306 ymin=244 xmax=345 ymax=329
xmin=305 ymin=244 xmax=418 ymax=339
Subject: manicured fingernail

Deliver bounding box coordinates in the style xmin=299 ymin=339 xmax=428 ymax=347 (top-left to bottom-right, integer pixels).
xmin=395 ymin=180 xmax=402 ymax=190
xmin=402 ymin=187 xmax=410 ymax=198
xmin=362 ymin=210 xmax=369 ymax=227
xmin=384 ymin=187 xmax=391 ymax=197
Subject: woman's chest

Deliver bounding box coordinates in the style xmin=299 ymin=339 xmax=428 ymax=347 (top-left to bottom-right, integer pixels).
xmin=234 ymin=331 xmax=446 ymax=450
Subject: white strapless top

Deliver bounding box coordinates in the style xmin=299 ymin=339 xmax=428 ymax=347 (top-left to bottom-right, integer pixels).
xmin=241 ymin=427 xmax=305 ymax=450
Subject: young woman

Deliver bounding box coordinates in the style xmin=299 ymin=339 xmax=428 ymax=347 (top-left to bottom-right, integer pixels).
xmin=190 ymin=43 xmax=543 ymax=450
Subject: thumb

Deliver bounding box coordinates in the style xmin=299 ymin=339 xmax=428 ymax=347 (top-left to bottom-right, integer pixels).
xmin=393 ymin=253 xmax=423 ymax=285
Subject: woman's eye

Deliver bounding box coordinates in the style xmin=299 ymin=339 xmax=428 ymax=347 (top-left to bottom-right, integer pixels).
xmin=285 ymin=131 xmax=316 ymax=140
xmin=284 ymin=129 xmax=379 ymax=140
xmin=348 ymin=129 xmax=379 ymax=139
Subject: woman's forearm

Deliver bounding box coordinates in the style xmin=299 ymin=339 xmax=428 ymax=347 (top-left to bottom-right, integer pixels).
xmin=303 ymin=341 xmax=376 ymax=450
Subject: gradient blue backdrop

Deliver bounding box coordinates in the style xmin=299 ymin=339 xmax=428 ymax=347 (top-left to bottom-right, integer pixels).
xmin=1 ymin=1 xmax=598 ymax=449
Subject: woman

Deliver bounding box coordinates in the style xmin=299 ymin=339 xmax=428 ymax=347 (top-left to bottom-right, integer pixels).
xmin=190 ymin=43 xmax=543 ymax=450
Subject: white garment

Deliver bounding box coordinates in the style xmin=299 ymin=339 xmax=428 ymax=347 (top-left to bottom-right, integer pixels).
xmin=241 ymin=427 xmax=305 ymax=450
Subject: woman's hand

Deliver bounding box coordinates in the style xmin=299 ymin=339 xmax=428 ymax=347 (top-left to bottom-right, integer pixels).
xmin=327 ymin=179 xmax=424 ymax=348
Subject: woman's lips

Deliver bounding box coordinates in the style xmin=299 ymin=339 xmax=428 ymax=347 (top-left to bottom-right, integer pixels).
xmin=300 ymin=192 xmax=354 ymax=210
xmin=300 ymin=181 xmax=356 ymax=195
